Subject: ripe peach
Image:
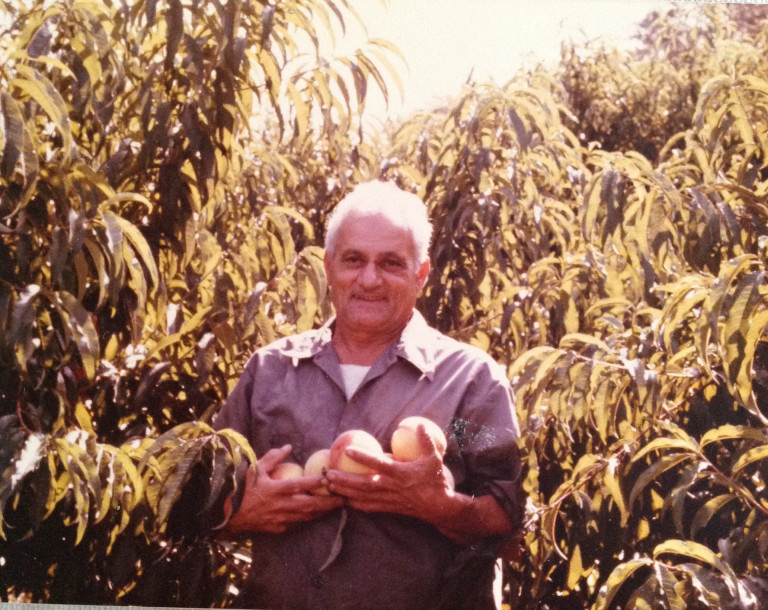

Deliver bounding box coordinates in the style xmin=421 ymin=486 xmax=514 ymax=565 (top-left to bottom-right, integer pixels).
xmin=304 ymin=448 xmax=332 ymax=495
xmin=271 ymin=461 xmax=304 ymax=480
xmin=329 ymin=430 xmax=384 ymax=475
xmin=391 ymin=416 xmax=447 ymax=461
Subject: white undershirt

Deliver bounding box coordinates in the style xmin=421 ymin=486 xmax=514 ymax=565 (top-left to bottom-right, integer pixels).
xmin=339 ymin=364 xmax=372 ymax=399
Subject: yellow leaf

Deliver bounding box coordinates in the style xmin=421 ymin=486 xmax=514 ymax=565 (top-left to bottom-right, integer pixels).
xmin=732 ymin=444 xmax=768 ymax=474
xmin=567 ymin=543 xmax=583 ymax=589
xmin=13 ymin=65 xmax=72 ymax=162
xmin=594 ymin=558 xmax=653 ymax=610
xmin=637 ymin=518 xmax=650 ymax=540
xmin=603 ymin=469 xmax=628 ymax=526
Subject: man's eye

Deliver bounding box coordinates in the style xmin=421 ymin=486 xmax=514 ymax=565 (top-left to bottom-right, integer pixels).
xmin=383 ymin=259 xmax=404 ymax=269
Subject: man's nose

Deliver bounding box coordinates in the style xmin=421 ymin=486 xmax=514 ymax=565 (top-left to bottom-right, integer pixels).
xmin=358 ymin=262 xmax=382 ymax=285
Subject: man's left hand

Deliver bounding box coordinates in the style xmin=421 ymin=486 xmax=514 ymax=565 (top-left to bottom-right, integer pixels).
xmin=326 ymin=424 xmax=513 ymax=544
xmin=325 ymin=424 xmax=457 ymax=524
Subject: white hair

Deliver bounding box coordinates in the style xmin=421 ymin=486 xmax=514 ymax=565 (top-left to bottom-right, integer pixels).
xmin=325 ymin=181 xmax=433 ymax=264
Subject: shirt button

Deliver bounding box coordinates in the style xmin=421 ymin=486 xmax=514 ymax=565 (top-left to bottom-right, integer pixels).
xmin=311 ymin=575 xmax=324 ymax=588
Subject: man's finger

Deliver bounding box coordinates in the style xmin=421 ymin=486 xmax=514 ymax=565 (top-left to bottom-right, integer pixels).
xmin=342 ymin=447 xmax=394 ymax=474
xmin=276 ymin=473 xmax=332 ymax=495
xmin=416 ymin=424 xmax=438 ymax=458
xmin=257 ymin=444 xmax=293 ymax=474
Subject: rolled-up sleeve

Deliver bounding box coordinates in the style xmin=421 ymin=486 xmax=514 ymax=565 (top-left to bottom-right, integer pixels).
xmin=451 ymin=360 xmax=524 ymax=535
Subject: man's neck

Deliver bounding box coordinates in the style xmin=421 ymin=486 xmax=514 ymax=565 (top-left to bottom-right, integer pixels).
xmin=331 ymin=325 xmax=405 ymax=365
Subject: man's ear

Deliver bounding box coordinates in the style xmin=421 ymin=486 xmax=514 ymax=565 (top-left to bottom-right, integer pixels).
xmin=417 ymin=259 xmax=431 ymax=289
xmin=324 ymin=250 xmax=331 ymax=276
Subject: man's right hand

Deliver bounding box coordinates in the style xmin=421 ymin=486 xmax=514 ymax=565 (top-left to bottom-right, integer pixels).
xmin=225 ymin=444 xmax=344 ymax=534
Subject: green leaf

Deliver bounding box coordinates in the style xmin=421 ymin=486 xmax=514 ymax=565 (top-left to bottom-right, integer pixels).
xmin=8 ymin=284 xmax=41 ymax=346
xmin=156 ymin=437 xmax=207 ymax=530
xmin=694 ymin=75 xmax=730 ymax=132
xmin=700 ymin=425 xmax=767 ymax=447
xmin=214 ymin=428 xmax=258 ymax=467
xmin=101 ymin=210 xmax=125 ymax=300
xmin=594 ymin=558 xmax=653 ymax=610
xmin=200 ymin=443 xmax=233 ymax=520
xmin=559 ymin=332 xmax=611 ymax=353
xmin=567 ymin=543 xmax=583 ymax=589
xmin=732 ymin=444 xmax=768 ymax=474
xmin=721 ymin=272 xmax=767 ymax=421
xmin=653 ymin=539 xmax=739 ymax=596
xmin=0 ymin=91 xmax=26 ymax=180
xmin=629 ymin=454 xmax=694 ymax=508
xmin=13 ymin=64 xmax=73 ymax=163
xmin=103 ymin=211 xmax=159 ymax=292
xmin=101 ymin=192 xmax=154 ymax=215
xmin=82 ymin=237 xmax=109 ymax=309
xmin=727 ymin=87 xmax=756 ymax=147
xmin=699 ymin=255 xmax=760 ymax=378
xmin=656 ymin=562 xmax=687 ymax=610
xmin=0 ymin=432 xmax=45 ymax=540
xmin=667 ymin=463 xmax=699 ymax=537
xmin=285 ymin=82 xmax=309 ymax=142
xmin=53 ymin=437 xmax=95 ymax=545
xmin=690 ymin=494 xmax=737 ymax=538
xmin=603 ymin=468 xmax=629 ymax=527
xmin=632 ymin=436 xmax=699 ymax=464
xmin=51 ymin=290 xmax=100 ymax=380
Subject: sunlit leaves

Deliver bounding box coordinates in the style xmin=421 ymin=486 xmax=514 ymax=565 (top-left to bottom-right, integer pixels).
xmin=137 ymin=422 xmax=255 ymax=534
xmin=0 ymin=0 xmax=394 ymax=601
xmin=2 ymin=0 xmax=768 ymax=607
xmin=12 ymin=64 xmax=73 ymax=163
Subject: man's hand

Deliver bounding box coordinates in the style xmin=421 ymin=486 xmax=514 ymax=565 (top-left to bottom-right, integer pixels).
xmin=326 ymin=424 xmax=453 ymax=521
xmin=326 ymin=425 xmax=512 ymax=544
xmin=225 ymin=444 xmax=344 ymax=534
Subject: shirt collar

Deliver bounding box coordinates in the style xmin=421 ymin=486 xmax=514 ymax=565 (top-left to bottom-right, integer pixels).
xmin=276 ymin=311 xmax=436 ymax=379
xmin=392 ymin=310 xmax=436 ymax=379
xmin=277 ymin=321 xmax=334 ymax=361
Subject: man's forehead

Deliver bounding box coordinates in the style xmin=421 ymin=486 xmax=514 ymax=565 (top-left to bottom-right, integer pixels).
xmin=337 ymin=244 xmax=409 ymax=259
xmin=339 ymin=214 xmax=412 ymax=240
xmin=332 ymin=211 xmax=420 ymax=258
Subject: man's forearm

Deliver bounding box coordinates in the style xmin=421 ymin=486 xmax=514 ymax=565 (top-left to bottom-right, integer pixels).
xmin=430 ymin=493 xmax=512 ymax=545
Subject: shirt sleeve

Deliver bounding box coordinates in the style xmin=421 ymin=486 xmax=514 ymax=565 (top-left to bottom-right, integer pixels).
xmin=212 ymin=356 xmax=256 ymax=439
xmin=210 ymin=358 xmax=260 ymax=520
xmin=450 ymin=358 xmax=524 ymax=536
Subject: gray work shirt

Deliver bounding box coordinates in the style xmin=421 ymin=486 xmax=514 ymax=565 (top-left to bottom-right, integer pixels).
xmin=213 ymin=311 xmax=523 ymax=609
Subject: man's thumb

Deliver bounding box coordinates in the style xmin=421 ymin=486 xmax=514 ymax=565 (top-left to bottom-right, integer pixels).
xmin=258 ymin=444 xmax=293 ymax=474
xmin=417 ymin=424 xmax=438 ymax=457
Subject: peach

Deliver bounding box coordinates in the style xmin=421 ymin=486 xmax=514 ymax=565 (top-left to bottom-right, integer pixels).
xmin=329 ymin=430 xmax=384 ymax=474
xmin=304 ymin=448 xmax=332 ymax=495
xmin=391 ymin=416 xmax=447 ymax=461
xmin=271 ymin=461 xmax=304 ymax=480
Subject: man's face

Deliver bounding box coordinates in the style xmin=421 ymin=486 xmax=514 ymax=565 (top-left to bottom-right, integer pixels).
xmin=324 ymin=213 xmax=430 ymax=339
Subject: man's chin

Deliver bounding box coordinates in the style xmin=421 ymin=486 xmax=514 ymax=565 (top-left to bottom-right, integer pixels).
xmin=343 ymin=309 xmax=392 ymax=330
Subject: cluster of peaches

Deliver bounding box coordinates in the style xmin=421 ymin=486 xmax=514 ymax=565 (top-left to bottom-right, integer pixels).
xmin=271 ymin=416 xmax=454 ymax=493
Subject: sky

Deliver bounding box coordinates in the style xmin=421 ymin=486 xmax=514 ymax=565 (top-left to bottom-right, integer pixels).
xmin=333 ymin=0 xmax=678 ymax=125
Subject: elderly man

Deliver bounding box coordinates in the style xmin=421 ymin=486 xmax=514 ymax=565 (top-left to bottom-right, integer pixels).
xmin=214 ymin=181 xmax=523 ymax=609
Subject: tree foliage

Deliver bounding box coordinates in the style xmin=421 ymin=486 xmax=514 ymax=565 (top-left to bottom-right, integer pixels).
xmin=2 ymin=1 xmax=768 ymax=608
xmin=0 ymin=0 xmax=398 ymax=603
xmin=382 ymin=4 xmax=768 ymax=608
